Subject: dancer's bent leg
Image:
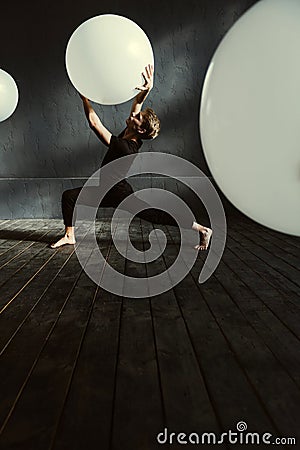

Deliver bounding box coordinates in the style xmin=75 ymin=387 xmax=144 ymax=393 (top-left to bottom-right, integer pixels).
xmin=50 ymin=184 xmax=128 ymax=248
xmin=134 ymin=198 xmax=212 ymax=251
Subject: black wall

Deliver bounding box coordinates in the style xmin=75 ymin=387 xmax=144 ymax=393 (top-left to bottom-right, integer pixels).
xmin=0 ymin=0 xmax=257 ymax=218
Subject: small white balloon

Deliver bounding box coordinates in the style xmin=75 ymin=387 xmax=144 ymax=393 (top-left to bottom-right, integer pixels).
xmin=65 ymin=14 xmax=154 ymax=105
xmin=0 ymin=69 xmax=19 ymax=122
xmin=200 ymin=0 xmax=300 ymax=236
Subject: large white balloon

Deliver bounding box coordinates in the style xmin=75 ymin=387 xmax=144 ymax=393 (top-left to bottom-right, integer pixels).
xmin=0 ymin=69 xmax=18 ymax=122
xmin=65 ymin=14 xmax=154 ymax=105
xmin=200 ymin=0 xmax=300 ymax=236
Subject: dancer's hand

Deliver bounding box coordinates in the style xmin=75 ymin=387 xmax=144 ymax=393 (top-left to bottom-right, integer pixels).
xmin=135 ymin=64 xmax=154 ymax=91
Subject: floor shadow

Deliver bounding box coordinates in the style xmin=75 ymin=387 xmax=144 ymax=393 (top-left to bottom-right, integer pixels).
xmin=0 ymin=229 xmax=61 ymax=245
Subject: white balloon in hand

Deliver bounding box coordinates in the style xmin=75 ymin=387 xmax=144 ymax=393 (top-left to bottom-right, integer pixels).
xmin=0 ymin=69 xmax=18 ymax=122
xmin=65 ymin=14 xmax=154 ymax=105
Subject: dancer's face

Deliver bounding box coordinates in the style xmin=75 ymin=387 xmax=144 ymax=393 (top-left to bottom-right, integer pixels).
xmin=126 ymin=111 xmax=145 ymax=134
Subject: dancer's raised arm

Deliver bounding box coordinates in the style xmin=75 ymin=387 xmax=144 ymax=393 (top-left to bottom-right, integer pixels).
xmin=81 ymin=95 xmax=112 ymax=146
xmin=130 ymin=64 xmax=154 ymax=116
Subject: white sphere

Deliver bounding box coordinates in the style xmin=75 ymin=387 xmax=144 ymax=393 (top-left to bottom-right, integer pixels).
xmin=200 ymin=0 xmax=300 ymax=236
xmin=0 ymin=69 xmax=18 ymax=122
xmin=65 ymin=14 xmax=154 ymax=105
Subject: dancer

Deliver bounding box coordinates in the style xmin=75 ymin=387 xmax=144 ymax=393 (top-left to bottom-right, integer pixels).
xmin=51 ymin=65 xmax=212 ymax=250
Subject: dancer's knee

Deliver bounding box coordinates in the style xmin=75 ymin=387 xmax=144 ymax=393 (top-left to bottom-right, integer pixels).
xmin=62 ymin=189 xmax=73 ymax=201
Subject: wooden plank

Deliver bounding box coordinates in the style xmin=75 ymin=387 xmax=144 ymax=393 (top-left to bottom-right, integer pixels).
xmin=0 ymin=274 xmax=98 ymax=449
xmin=231 ymin=221 xmax=300 ymax=274
xmin=162 ymin=225 xmax=278 ymax=437
xmin=212 ymin=251 xmax=300 ymax=388
xmin=0 ymin=220 xmax=42 ymax=254
xmin=50 ymin=221 xmax=123 ymax=450
xmin=0 ymin=225 xmax=53 ymax=269
xmin=141 ymin=222 xmax=221 ymax=450
xmin=111 ymin=219 xmax=164 ymax=450
xmin=0 ymin=227 xmax=94 ymax=433
xmin=0 ymin=220 xmax=62 ymax=262
xmin=0 ymin=220 xmax=116 ymax=450
xmin=0 ymin=247 xmax=79 ymax=351
xmin=231 ymin=231 xmax=300 ymax=289
xmin=0 ymin=220 xmax=21 ymax=232
xmin=224 ymin=236 xmax=300 ymax=337
xmin=232 ymin=214 xmax=300 ymax=250
xmin=52 ymin=292 xmax=122 ymax=449
xmin=188 ymin=257 xmax=300 ymax=439
xmin=0 ymin=230 xmax=67 ymax=308
xmin=232 ymin=219 xmax=300 ymax=263
xmin=227 ymin=226 xmax=300 ymax=304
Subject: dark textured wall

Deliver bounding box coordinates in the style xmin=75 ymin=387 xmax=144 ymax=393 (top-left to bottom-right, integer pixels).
xmin=0 ymin=0 xmax=257 ymax=218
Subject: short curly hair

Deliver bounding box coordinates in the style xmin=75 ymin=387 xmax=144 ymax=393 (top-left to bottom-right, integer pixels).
xmin=140 ymin=107 xmax=161 ymax=140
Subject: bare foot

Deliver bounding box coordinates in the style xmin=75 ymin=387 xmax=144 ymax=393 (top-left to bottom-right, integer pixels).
xmin=195 ymin=227 xmax=212 ymax=251
xmin=50 ymin=235 xmax=76 ymax=249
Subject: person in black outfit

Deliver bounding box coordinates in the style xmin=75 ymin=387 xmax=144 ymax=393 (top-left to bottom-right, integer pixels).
xmin=51 ymin=65 xmax=212 ymax=250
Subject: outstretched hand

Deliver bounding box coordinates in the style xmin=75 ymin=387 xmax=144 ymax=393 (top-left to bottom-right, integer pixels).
xmin=135 ymin=64 xmax=154 ymax=91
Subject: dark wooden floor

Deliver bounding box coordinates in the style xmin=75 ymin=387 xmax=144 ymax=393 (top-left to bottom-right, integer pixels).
xmin=0 ymin=213 xmax=299 ymax=450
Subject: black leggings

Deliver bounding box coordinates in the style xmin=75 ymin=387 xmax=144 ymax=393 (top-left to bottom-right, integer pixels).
xmin=61 ymin=182 xmax=192 ymax=229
